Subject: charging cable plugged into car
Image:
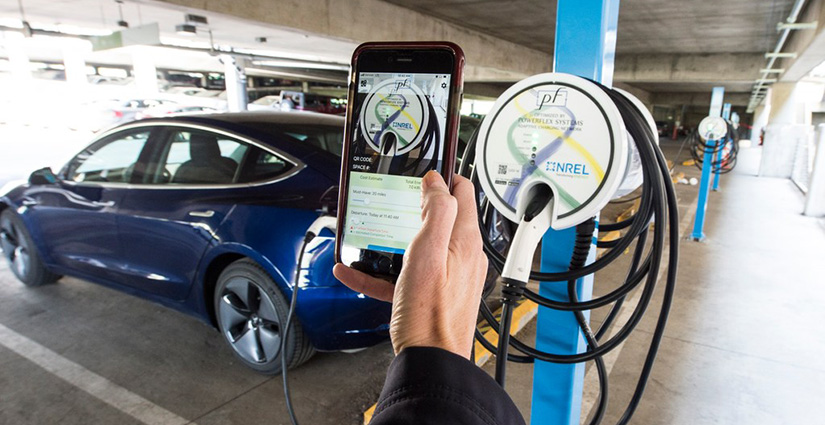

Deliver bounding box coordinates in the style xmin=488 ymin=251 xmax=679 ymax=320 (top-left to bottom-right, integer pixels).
xmin=281 ymin=214 xmax=338 ymax=425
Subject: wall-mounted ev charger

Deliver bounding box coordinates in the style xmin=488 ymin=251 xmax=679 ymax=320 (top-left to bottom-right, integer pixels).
xmin=462 ymin=72 xmax=681 ymax=425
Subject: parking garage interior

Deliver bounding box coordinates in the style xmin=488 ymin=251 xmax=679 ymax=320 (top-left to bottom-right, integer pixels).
xmin=1 ymin=0 xmax=825 ymax=424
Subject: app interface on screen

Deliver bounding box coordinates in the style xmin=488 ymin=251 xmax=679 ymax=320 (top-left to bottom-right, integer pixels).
xmin=343 ymin=72 xmax=451 ymax=258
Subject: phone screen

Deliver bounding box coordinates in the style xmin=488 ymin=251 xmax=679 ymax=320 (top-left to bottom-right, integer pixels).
xmin=339 ymin=71 xmax=453 ymax=275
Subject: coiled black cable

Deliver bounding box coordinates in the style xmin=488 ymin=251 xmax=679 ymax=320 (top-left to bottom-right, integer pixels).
xmin=460 ymin=80 xmax=679 ymax=425
xmin=688 ymin=120 xmax=739 ymax=174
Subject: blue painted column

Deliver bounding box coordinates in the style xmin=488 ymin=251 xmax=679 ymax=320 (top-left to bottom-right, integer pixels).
xmin=691 ymin=87 xmax=724 ymax=241
xmin=531 ymin=1 xmax=619 ymax=423
xmin=712 ymin=103 xmax=732 ymax=191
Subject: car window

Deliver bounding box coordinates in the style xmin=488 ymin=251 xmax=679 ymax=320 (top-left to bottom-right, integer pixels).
xmin=237 ymin=147 xmax=295 ymax=183
xmin=284 ymin=129 xmax=343 ymax=157
xmin=148 ymin=129 xmax=248 ymax=185
xmin=69 ymin=130 xmax=151 ymax=183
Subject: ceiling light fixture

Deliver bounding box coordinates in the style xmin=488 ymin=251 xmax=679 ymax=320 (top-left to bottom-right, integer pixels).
xmin=175 ymin=23 xmax=196 ymax=35
xmin=115 ymin=0 xmax=129 ymax=28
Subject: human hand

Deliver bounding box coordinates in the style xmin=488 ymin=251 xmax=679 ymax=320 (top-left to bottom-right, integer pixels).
xmin=333 ymin=171 xmax=487 ymax=359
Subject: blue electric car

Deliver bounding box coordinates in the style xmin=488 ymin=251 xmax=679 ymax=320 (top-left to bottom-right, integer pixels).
xmin=0 ymin=111 xmax=391 ymax=374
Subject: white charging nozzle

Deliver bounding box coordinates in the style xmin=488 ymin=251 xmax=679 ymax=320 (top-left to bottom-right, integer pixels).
xmin=306 ymin=216 xmax=337 ymax=240
xmin=501 ymin=179 xmax=556 ymax=283
xmin=376 ymin=132 xmax=398 ymax=174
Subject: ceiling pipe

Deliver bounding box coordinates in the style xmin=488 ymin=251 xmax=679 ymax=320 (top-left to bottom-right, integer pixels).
xmin=748 ymin=0 xmax=809 ymax=112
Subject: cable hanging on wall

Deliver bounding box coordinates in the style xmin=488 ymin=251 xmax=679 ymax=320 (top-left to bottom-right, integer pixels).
xmin=459 ymin=73 xmax=679 ymax=425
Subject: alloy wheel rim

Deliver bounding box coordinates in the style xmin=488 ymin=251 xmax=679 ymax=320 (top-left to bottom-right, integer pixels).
xmin=218 ymin=277 xmax=282 ymax=365
xmin=1 ymin=222 xmax=28 ymax=278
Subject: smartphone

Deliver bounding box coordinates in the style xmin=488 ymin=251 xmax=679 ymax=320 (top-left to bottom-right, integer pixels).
xmin=335 ymin=41 xmax=465 ymax=279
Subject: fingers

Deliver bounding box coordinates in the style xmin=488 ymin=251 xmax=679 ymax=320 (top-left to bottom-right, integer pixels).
xmin=408 ymin=171 xmax=458 ymax=262
xmin=333 ymin=263 xmax=395 ymax=302
xmin=450 ymin=174 xmax=482 ymax=249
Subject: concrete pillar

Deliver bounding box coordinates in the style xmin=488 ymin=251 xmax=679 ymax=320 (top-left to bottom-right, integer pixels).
xmin=760 ymin=82 xmax=819 ymax=178
xmin=805 ymin=124 xmax=825 ymax=217
xmin=221 ymin=54 xmax=248 ymax=112
xmin=5 ymin=32 xmax=31 ymax=82
xmin=132 ymin=47 xmax=158 ymax=96
xmin=62 ymin=45 xmax=88 ymax=88
xmin=751 ymin=89 xmax=771 ymax=145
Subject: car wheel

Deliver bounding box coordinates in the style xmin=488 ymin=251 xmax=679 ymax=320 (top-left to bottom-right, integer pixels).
xmin=0 ymin=210 xmax=60 ymax=286
xmin=214 ymin=259 xmax=315 ymax=374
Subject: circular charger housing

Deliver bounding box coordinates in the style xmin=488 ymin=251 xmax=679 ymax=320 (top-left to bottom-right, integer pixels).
xmin=475 ymin=73 xmax=628 ymax=230
xmin=612 ymin=88 xmax=659 ymax=199
xmin=359 ymin=77 xmax=429 ymax=155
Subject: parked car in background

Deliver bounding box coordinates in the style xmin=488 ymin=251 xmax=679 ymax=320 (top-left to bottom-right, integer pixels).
xmin=247 ymin=95 xmax=281 ymax=111
xmin=278 ymin=91 xmax=346 ymax=115
xmin=0 ymin=111 xmax=387 ymax=375
xmin=71 ymin=98 xmax=180 ymax=132
xmin=135 ymin=104 xmax=219 ymax=120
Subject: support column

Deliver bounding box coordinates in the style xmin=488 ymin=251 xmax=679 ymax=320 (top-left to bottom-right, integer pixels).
xmin=62 ymin=44 xmax=88 ymax=88
xmin=5 ymin=32 xmax=31 ymax=82
xmin=751 ymin=89 xmax=772 ymax=146
xmin=691 ymin=86 xmax=724 ymax=241
xmin=221 ymin=54 xmax=248 ymax=112
xmin=805 ymin=124 xmax=825 ymax=217
xmin=532 ymin=1 xmax=618 ymax=424
xmin=713 ymin=103 xmax=732 ymax=191
xmin=132 ymin=47 xmax=158 ymax=96
xmin=760 ymin=82 xmax=819 ymax=178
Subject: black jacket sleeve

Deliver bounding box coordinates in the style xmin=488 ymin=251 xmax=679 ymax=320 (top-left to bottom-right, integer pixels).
xmin=369 ymin=347 xmax=526 ymax=425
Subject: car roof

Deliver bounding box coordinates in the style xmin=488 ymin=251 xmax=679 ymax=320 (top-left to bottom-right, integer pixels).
xmin=122 ymin=111 xmax=344 ymax=170
xmin=147 ymin=110 xmax=345 ymax=127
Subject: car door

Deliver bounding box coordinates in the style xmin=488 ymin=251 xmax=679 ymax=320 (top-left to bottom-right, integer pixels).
xmin=115 ymin=125 xmax=288 ymax=300
xmin=29 ymin=127 xmax=155 ymax=281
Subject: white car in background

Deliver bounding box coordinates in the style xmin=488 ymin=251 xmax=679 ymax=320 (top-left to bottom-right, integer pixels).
xmin=247 ymin=95 xmax=282 ymax=111
xmin=135 ymin=104 xmax=219 ymax=120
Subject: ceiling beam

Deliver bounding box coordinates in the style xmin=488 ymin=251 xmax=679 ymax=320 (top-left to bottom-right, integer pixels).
xmin=151 ymin=0 xmax=552 ymax=82
xmin=613 ymin=53 xmax=765 ymax=84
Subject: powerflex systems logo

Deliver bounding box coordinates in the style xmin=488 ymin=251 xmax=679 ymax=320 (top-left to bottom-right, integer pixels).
xmin=536 ymin=88 xmax=568 ymax=108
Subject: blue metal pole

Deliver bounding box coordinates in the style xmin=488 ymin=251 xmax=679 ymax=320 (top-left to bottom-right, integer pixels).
xmin=692 ymin=87 xmax=724 ymax=241
xmin=712 ymin=103 xmax=732 ymax=191
xmin=531 ymin=1 xmax=619 ymax=423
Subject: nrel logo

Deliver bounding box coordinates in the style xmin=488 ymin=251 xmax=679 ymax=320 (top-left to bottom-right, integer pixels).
xmin=546 ymin=161 xmax=590 ymax=176
xmin=536 ymin=88 xmax=568 ymax=108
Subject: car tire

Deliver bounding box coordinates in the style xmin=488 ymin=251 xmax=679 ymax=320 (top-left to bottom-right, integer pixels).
xmin=214 ymin=259 xmax=315 ymax=374
xmin=0 ymin=210 xmax=60 ymax=286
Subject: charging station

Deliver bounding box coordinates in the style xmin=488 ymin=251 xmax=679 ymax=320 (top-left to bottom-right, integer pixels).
xmin=462 ymin=1 xmax=680 ymax=423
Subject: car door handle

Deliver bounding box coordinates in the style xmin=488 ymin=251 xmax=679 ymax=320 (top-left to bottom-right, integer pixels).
xmin=93 ymin=200 xmax=115 ymax=208
xmin=189 ymin=210 xmax=215 ymax=218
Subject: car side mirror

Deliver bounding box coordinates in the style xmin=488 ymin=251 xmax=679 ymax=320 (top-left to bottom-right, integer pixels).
xmin=29 ymin=167 xmax=59 ymax=185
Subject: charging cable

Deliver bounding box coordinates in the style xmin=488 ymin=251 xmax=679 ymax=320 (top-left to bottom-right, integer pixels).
xmin=459 ymin=81 xmax=679 ymax=425
xmin=281 ymin=215 xmax=337 ymax=425
xmin=687 ymin=120 xmax=739 ymax=174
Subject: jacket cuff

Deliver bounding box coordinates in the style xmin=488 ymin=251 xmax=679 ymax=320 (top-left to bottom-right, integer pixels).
xmin=372 ymin=346 xmax=525 ymax=425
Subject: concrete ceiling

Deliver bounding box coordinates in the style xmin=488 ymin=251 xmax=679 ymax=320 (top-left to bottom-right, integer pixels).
xmin=2 ymin=0 xmax=818 ymax=108
xmin=382 ymin=0 xmax=802 ymax=106
xmin=382 ymin=0 xmax=795 ymax=55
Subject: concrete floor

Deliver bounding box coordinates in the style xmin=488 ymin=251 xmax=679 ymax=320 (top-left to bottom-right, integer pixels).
xmin=490 ymin=143 xmax=825 ymax=424
xmin=1 ymin=140 xmax=824 ymax=424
